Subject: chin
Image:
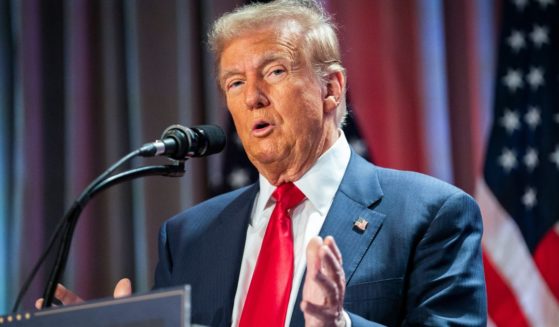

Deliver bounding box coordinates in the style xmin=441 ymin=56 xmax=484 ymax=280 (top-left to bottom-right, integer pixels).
xmin=251 ymin=154 xmax=280 ymax=165
xmin=248 ymin=149 xmax=286 ymax=166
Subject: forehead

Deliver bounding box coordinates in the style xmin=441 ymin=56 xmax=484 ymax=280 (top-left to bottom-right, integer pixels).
xmin=218 ymin=23 xmax=306 ymax=75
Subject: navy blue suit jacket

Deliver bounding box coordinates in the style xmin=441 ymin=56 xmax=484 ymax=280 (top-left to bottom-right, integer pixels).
xmin=154 ymin=152 xmax=487 ymax=326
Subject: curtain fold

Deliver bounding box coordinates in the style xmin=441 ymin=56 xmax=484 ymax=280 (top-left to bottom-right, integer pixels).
xmin=0 ymin=0 xmax=15 ymax=312
xmin=0 ymin=0 xmax=239 ymax=312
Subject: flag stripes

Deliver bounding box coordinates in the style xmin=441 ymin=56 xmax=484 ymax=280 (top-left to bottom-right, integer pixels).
xmin=533 ymin=223 xmax=559 ymax=300
xmin=483 ymin=253 xmax=530 ymax=327
xmin=477 ymin=180 xmax=559 ymax=326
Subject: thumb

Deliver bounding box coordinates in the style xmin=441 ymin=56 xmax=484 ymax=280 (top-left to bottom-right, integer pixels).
xmin=113 ymin=278 xmax=132 ymax=298
xmin=306 ymin=236 xmax=323 ymax=277
xmin=35 ymin=298 xmax=44 ymax=310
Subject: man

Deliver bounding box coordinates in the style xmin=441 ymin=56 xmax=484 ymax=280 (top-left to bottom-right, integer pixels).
xmin=43 ymin=0 xmax=487 ymax=326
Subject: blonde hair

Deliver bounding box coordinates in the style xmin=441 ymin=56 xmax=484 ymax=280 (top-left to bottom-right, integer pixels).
xmin=208 ymin=0 xmax=348 ymax=126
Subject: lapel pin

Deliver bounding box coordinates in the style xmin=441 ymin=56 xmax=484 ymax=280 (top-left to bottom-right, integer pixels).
xmin=353 ymin=217 xmax=368 ymax=232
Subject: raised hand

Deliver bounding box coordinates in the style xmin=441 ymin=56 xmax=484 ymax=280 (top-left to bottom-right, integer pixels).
xmin=301 ymin=236 xmax=346 ymax=327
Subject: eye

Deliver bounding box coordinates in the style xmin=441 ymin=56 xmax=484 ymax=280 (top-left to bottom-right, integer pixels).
xmin=226 ymin=80 xmax=244 ymax=92
xmin=271 ymin=68 xmax=285 ymax=76
xmin=266 ymin=66 xmax=287 ymax=82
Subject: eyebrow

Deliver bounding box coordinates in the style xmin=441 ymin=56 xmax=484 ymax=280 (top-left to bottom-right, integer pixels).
xmin=219 ymin=52 xmax=292 ymax=84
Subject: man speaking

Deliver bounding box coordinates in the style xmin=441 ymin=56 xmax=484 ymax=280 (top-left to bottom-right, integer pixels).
xmin=45 ymin=0 xmax=487 ymax=325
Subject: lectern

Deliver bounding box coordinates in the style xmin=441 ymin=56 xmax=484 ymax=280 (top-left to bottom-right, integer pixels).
xmin=1 ymin=286 xmax=190 ymax=327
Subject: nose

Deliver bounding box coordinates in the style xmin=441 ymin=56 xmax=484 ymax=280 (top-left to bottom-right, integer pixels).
xmin=244 ymin=80 xmax=270 ymax=109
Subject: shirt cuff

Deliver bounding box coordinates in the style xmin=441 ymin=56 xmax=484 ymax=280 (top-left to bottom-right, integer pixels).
xmin=342 ymin=310 xmax=352 ymax=327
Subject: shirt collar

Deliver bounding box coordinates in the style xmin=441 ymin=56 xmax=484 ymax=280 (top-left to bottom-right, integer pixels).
xmin=252 ymin=131 xmax=351 ymax=226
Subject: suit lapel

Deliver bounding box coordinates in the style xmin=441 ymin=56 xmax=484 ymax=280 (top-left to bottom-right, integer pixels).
xmin=290 ymin=152 xmax=386 ymax=326
xmin=320 ymin=152 xmax=385 ymax=283
xmin=210 ymin=184 xmax=259 ymax=326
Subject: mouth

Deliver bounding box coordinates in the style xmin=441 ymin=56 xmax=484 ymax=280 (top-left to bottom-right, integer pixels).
xmin=252 ymin=120 xmax=273 ymax=136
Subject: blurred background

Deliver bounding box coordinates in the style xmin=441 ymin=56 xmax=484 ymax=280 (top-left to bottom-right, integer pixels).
xmin=0 ymin=0 xmax=557 ymax=326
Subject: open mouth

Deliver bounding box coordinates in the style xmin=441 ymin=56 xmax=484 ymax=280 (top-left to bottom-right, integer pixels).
xmin=253 ymin=121 xmax=270 ymax=130
xmin=252 ymin=120 xmax=273 ymax=136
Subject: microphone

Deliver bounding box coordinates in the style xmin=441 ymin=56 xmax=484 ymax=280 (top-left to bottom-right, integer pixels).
xmin=140 ymin=124 xmax=226 ymax=160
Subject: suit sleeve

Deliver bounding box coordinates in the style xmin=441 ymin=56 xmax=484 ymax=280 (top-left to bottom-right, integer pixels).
xmin=153 ymin=221 xmax=173 ymax=289
xmin=349 ymin=191 xmax=487 ymax=326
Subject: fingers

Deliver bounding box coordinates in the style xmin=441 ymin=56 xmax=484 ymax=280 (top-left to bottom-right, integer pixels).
xmin=113 ymin=278 xmax=132 ymax=298
xmin=35 ymin=278 xmax=132 ymax=310
xmin=320 ymin=238 xmax=346 ymax=301
xmin=300 ymin=300 xmax=342 ymax=321
xmin=318 ymin=243 xmax=345 ymax=307
xmin=324 ymin=236 xmax=342 ymax=265
xmin=34 ymin=298 xmax=44 ymax=310
xmin=34 ymin=283 xmax=83 ymax=310
xmin=302 ymin=235 xmax=346 ymax=326
xmin=305 ymin=236 xmax=345 ymax=295
xmin=306 ymin=236 xmax=323 ymax=276
xmin=312 ymin=266 xmax=339 ymax=307
xmin=54 ymin=283 xmax=84 ymax=305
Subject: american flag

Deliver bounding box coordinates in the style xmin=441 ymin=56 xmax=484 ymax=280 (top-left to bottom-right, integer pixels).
xmin=476 ymin=0 xmax=559 ymax=326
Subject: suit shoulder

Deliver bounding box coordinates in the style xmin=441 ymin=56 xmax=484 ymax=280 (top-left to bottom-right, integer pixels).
xmin=164 ymin=184 xmax=257 ymax=228
xmin=343 ymin=153 xmax=476 ymax=211
xmin=377 ymin=166 xmax=466 ymax=198
xmin=373 ymin=166 xmax=479 ymax=216
xmin=370 ymin=165 xmax=482 ymax=247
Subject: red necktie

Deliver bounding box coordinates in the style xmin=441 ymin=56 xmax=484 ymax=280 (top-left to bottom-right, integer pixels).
xmin=239 ymin=182 xmax=306 ymax=327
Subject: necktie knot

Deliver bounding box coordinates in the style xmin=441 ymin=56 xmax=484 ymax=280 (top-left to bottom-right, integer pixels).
xmin=272 ymin=182 xmax=305 ymax=211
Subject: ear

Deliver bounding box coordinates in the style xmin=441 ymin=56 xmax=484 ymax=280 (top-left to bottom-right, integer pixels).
xmin=323 ymin=71 xmax=345 ymax=114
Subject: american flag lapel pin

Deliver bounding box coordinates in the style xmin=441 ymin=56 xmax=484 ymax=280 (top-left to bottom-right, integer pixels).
xmin=353 ymin=217 xmax=368 ymax=232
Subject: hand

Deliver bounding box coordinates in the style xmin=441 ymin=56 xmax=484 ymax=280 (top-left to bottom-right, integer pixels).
xmin=112 ymin=278 xmax=133 ymax=298
xmin=35 ymin=278 xmax=132 ymax=309
xmin=301 ymin=236 xmax=346 ymax=327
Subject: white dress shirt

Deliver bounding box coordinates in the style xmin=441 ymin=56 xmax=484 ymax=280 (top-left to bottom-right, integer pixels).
xmin=231 ymin=131 xmax=352 ymax=326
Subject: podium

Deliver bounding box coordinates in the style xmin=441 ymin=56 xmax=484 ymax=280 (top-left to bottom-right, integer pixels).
xmin=1 ymin=286 xmax=190 ymax=327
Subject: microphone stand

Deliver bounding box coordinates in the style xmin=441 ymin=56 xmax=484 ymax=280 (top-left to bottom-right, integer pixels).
xmin=12 ymin=123 xmax=226 ymax=312
xmin=41 ymin=161 xmax=185 ymax=308
xmin=11 ymin=148 xmax=186 ymax=312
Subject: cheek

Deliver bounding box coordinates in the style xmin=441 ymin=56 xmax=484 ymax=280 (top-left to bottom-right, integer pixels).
xmin=293 ymin=95 xmax=324 ymax=124
xmin=227 ymin=100 xmax=247 ymax=124
xmin=281 ymin=83 xmax=322 ymax=116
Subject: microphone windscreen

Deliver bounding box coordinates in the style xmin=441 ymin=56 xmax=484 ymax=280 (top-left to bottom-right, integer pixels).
xmin=193 ymin=124 xmax=227 ymax=156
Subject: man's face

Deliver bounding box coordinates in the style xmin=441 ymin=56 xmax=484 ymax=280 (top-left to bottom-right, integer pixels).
xmin=219 ymin=24 xmax=338 ymax=184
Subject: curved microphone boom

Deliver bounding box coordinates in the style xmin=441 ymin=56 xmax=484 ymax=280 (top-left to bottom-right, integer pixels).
xmin=139 ymin=124 xmax=226 ymax=160
xmin=13 ymin=123 xmax=227 ymax=312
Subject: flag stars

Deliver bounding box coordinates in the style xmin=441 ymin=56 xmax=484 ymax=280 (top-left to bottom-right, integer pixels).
xmin=522 ymin=187 xmax=537 ymax=209
xmin=536 ymin=0 xmax=555 ymax=8
xmin=550 ymin=145 xmax=559 ymax=169
xmin=523 ymin=148 xmax=539 ymax=171
xmin=500 ymin=109 xmax=521 ymax=133
xmin=503 ymin=69 xmax=524 ymax=92
xmin=524 ymin=107 xmax=541 ymax=129
xmin=554 ymin=113 xmax=559 ymax=124
xmin=499 ymin=148 xmax=517 ymax=172
xmin=512 ymin=0 xmax=529 ymax=10
xmin=349 ymin=139 xmax=367 ymax=157
xmin=228 ymin=167 xmax=251 ymax=188
xmin=530 ymin=25 xmax=549 ymax=47
xmin=507 ymin=30 xmax=526 ymax=52
xmin=526 ymin=67 xmax=544 ymax=89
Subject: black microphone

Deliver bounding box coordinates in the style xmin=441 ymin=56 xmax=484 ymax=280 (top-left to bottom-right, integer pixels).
xmin=140 ymin=124 xmax=226 ymax=160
